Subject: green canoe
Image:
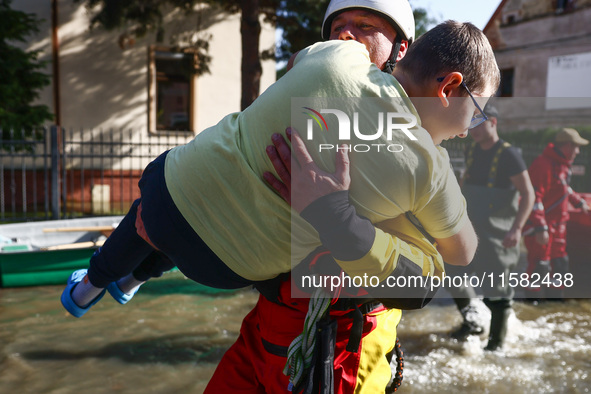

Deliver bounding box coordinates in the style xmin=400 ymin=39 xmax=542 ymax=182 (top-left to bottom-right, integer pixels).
xmin=0 ymin=216 xmax=123 ymax=287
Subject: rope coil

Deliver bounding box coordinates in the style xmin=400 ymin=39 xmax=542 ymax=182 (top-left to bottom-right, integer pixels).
xmin=283 ymin=287 xmax=331 ymax=391
xmin=282 ymin=287 xmax=405 ymax=393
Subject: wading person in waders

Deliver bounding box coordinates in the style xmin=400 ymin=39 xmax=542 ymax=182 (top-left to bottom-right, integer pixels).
xmin=446 ymin=103 xmax=534 ymax=351
xmin=523 ymin=128 xmax=589 ymax=302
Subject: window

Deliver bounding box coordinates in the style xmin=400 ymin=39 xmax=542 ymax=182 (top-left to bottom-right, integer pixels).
xmin=502 ymin=11 xmax=520 ymax=25
xmin=556 ymin=0 xmax=576 ymax=13
xmin=497 ymin=68 xmax=515 ymax=97
xmin=148 ymin=47 xmax=196 ymax=133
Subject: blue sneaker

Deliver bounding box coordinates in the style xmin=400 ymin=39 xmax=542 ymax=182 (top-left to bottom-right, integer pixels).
xmin=107 ymin=281 xmax=138 ymax=304
xmin=60 ymin=269 xmax=106 ymax=318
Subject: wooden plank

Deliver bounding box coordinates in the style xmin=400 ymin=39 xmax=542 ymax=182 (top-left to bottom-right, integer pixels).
xmin=41 ymin=239 xmax=105 ymax=251
xmin=42 ymin=226 xmax=114 ymax=233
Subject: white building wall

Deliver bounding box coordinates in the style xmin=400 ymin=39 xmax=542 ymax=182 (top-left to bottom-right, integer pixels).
xmin=13 ymin=0 xmax=276 ymax=134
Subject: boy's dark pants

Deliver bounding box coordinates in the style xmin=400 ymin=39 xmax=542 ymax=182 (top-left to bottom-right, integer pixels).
xmin=86 ymin=151 xmax=252 ymax=290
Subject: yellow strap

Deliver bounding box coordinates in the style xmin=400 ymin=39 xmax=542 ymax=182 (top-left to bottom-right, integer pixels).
xmin=462 ymin=142 xmax=477 ymax=185
xmin=335 ymin=215 xmax=444 ymax=283
xmin=487 ymin=141 xmax=511 ymax=188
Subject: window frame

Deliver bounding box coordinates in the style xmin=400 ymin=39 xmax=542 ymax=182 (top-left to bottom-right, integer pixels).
xmin=148 ymin=45 xmax=197 ymax=135
xmin=497 ymin=68 xmax=515 ymax=98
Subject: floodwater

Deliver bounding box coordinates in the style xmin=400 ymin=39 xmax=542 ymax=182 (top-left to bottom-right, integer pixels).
xmin=1 ymin=271 xmax=590 ymax=394
xmin=398 ymin=299 xmax=591 ymax=393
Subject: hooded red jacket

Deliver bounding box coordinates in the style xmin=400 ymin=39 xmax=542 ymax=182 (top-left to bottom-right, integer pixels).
xmin=526 ymin=143 xmax=586 ymax=231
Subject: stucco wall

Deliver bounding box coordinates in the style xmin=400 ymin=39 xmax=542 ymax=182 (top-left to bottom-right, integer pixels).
xmin=487 ymin=5 xmax=591 ymax=131
xmin=13 ymin=0 xmax=276 ymax=135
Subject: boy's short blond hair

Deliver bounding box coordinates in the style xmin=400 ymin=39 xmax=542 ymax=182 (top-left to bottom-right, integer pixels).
xmin=396 ymin=20 xmax=500 ymax=95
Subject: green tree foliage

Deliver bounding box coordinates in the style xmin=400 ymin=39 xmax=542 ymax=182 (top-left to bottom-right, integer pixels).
xmin=274 ymin=0 xmax=329 ymax=64
xmin=413 ymin=6 xmax=437 ymax=38
xmin=0 ymin=0 xmax=53 ymax=138
xmin=499 ymin=127 xmax=591 ymax=146
xmin=441 ymin=125 xmax=591 ymax=148
xmin=75 ymin=0 xmax=277 ymax=41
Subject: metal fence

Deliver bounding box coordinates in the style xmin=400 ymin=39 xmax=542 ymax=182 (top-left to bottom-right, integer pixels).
xmin=1 ymin=127 xmax=192 ymax=223
xmin=1 ymin=129 xmax=590 ymax=224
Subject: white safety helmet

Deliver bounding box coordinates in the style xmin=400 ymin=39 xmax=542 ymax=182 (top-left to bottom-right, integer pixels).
xmin=321 ymin=0 xmax=415 ymax=43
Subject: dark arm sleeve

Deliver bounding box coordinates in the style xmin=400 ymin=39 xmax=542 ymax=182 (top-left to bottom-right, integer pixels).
xmin=300 ymin=190 xmax=375 ymax=261
xmin=299 ymin=191 xmax=443 ymax=310
xmin=503 ymin=147 xmax=527 ymax=178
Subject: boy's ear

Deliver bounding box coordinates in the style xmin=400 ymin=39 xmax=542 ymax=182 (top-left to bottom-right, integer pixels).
xmin=437 ymin=72 xmax=464 ymax=108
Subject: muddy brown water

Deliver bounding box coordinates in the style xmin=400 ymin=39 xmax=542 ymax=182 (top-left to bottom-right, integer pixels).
xmin=1 ymin=271 xmax=590 ymax=393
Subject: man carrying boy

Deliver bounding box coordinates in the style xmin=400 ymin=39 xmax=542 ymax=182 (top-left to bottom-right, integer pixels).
xmin=205 ymin=19 xmax=500 ymax=393
xmin=60 ymin=10 xmax=499 ymax=394
xmin=62 ymin=12 xmax=494 ymax=315
xmin=207 ymin=2 xmax=425 ymax=392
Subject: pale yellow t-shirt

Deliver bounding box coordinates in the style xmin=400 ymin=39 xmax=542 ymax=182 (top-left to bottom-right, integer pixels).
xmin=164 ymin=40 xmax=467 ymax=282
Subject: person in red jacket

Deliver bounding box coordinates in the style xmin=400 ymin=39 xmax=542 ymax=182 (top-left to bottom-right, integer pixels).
xmin=523 ymin=128 xmax=589 ymax=301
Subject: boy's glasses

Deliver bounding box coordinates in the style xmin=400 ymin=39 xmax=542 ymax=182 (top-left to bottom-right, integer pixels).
xmin=437 ymin=77 xmax=488 ymax=129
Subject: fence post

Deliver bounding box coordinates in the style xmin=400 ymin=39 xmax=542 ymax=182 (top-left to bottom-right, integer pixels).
xmin=50 ymin=126 xmax=60 ymax=219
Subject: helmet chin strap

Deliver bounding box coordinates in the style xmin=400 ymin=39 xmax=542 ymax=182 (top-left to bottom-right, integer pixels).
xmin=382 ymin=35 xmax=402 ymax=74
